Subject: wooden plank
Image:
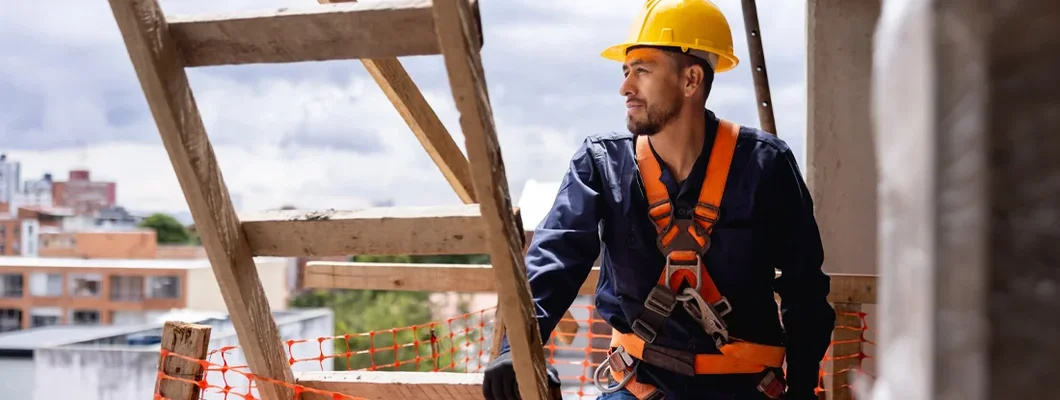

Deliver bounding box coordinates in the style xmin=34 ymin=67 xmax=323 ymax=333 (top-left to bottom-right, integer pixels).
xmin=432 ymin=1 xmax=553 ymax=399
xmin=304 ymin=262 xmax=600 ymax=295
xmin=295 ymin=371 xmax=483 ymax=400
xmin=156 ymin=321 xmax=212 ymax=400
xmin=167 ymin=0 xmax=482 ymax=67
xmin=316 ymin=0 xmax=477 ymax=203
xmin=307 ymin=261 xmax=873 ymax=305
xmin=106 ymin=1 xmax=294 ymax=399
xmin=239 ymin=205 xmax=517 ymax=257
xmin=825 ymin=273 xmax=876 ymax=305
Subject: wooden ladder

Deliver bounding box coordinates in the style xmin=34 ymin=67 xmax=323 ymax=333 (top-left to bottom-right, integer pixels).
xmin=106 ymin=0 xmax=552 ymax=398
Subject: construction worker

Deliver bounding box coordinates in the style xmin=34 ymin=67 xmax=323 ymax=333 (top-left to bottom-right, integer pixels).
xmin=483 ymin=1 xmax=836 ymax=399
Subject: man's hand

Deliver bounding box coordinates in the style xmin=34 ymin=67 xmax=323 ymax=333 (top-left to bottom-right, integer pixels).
xmin=482 ymin=351 xmax=561 ymax=399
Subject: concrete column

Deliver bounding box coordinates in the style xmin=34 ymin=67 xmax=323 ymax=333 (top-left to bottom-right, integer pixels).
xmin=806 ymin=0 xmax=882 ymax=277
xmin=807 ymin=2 xmax=881 ymax=398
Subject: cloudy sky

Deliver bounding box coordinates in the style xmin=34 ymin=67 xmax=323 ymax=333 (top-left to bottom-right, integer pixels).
xmin=1 ymin=0 xmax=808 ymax=219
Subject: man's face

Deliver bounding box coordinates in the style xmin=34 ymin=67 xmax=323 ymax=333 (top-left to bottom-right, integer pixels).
xmin=620 ymin=47 xmax=684 ymax=136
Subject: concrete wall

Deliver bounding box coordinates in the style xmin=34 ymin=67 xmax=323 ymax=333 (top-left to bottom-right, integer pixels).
xmin=186 ymin=257 xmax=291 ymax=313
xmin=0 ymin=358 xmax=35 ymax=400
xmin=31 ymin=310 xmax=333 ymax=400
xmin=806 ymin=0 xmax=882 ymax=390
xmin=807 ymin=0 xmax=881 ymax=276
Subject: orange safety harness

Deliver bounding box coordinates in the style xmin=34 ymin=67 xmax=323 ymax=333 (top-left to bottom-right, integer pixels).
xmin=592 ymin=120 xmax=787 ymax=399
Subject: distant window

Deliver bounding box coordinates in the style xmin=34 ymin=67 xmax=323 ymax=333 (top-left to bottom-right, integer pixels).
xmin=29 ymin=273 xmax=63 ymax=297
xmin=30 ymin=315 xmax=59 ymax=328
xmin=110 ymin=275 xmax=144 ymax=302
xmin=146 ymin=276 xmax=181 ymax=299
xmin=0 ymin=308 xmax=21 ymax=332
xmin=0 ymin=274 xmax=23 ymax=298
xmin=69 ymin=273 xmax=102 ymax=297
xmin=71 ymin=310 xmax=101 ymax=325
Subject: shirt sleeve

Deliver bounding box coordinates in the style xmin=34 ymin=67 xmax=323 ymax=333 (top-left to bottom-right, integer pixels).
xmin=759 ymin=148 xmax=836 ymax=395
xmin=498 ymin=138 xmax=604 ymax=355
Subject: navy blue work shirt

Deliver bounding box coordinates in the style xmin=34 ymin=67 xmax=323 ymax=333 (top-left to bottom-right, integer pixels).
xmin=499 ymin=109 xmax=836 ymax=399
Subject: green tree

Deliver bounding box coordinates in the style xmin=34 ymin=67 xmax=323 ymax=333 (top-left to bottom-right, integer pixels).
xmin=139 ymin=213 xmax=190 ymax=244
xmin=289 ymin=254 xmax=491 ymax=371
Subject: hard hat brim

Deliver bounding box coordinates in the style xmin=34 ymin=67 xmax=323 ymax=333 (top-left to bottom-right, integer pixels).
xmin=601 ymin=42 xmax=739 ymax=73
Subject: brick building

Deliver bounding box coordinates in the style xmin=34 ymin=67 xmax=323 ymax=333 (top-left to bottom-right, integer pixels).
xmin=51 ymin=170 xmax=116 ymax=216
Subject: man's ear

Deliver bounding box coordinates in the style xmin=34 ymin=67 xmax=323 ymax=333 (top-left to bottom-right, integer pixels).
xmin=682 ymin=64 xmax=705 ymax=98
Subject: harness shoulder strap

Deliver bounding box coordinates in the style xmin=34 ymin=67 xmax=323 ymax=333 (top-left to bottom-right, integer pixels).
xmin=629 ymin=119 xmax=742 ymax=345
xmin=634 ymin=119 xmax=740 ymax=240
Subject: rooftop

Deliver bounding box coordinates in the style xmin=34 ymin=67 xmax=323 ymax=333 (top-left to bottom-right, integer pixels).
xmin=0 ymin=308 xmax=332 ymax=352
xmin=0 ymin=256 xmax=291 ymax=270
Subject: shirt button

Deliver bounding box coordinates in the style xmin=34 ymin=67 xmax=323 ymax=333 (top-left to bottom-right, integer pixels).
xmin=625 ymin=236 xmax=635 ymax=245
xmin=677 ymin=208 xmax=689 ymax=217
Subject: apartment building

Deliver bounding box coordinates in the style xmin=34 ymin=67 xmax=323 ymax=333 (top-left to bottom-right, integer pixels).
xmin=0 ymin=256 xmax=294 ymax=332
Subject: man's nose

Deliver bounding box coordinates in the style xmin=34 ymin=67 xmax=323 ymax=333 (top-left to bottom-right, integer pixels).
xmin=619 ymin=75 xmax=635 ymax=97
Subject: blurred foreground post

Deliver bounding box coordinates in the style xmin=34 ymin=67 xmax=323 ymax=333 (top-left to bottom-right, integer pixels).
xmin=156 ymin=321 xmax=212 ymax=400
xmin=868 ymin=0 xmax=1060 ymax=399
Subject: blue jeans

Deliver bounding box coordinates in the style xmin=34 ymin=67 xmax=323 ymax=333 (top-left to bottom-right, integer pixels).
xmin=596 ymin=389 xmax=640 ymax=400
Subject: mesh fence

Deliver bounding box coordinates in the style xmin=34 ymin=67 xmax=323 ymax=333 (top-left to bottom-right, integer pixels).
xmin=154 ymin=304 xmax=874 ymax=400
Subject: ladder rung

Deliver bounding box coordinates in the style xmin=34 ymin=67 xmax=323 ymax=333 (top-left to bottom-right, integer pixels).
xmin=240 ymin=204 xmax=498 ymax=257
xmin=167 ymin=0 xmax=481 ymax=67
xmin=296 ymin=371 xmax=483 ymax=398
xmin=304 ymin=261 xmax=601 ymax=294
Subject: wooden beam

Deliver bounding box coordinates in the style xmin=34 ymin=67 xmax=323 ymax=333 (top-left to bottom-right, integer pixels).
xmin=167 ymin=0 xmax=483 ymax=67
xmin=316 ymin=1 xmax=477 ymax=204
xmin=433 ymin=0 xmax=565 ymax=398
xmin=156 ymin=321 xmax=212 ymax=400
xmin=295 ymin=371 xmax=484 ymax=400
xmin=305 ymin=262 xmax=600 ymax=295
xmin=106 ymin=1 xmax=294 ymax=399
xmin=305 ymin=261 xmax=871 ymax=303
xmin=240 ymin=205 xmax=516 ymax=257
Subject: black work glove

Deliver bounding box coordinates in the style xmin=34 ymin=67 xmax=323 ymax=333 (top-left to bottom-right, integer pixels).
xmin=482 ymin=350 xmax=561 ymax=399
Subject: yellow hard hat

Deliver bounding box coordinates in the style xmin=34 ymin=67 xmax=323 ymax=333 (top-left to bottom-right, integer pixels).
xmin=601 ymin=0 xmax=739 ymax=73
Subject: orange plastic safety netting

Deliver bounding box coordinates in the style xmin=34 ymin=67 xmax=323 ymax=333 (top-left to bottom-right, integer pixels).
xmin=154 ymin=304 xmax=874 ymax=400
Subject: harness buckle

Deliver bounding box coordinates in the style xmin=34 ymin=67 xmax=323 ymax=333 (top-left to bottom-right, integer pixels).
xmin=632 ymin=286 xmax=677 ymax=343
xmin=664 ymin=252 xmax=702 ymax=294
xmin=757 ymin=369 xmax=787 ymax=399
xmin=593 ymin=346 xmax=638 ymax=394
xmin=645 ymin=285 xmax=677 ymax=316
xmin=607 ymin=345 xmax=635 ymax=373
xmin=681 ymin=287 xmax=731 ymax=349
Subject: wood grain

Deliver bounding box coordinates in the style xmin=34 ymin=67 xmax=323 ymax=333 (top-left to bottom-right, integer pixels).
xmin=106 ymin=1 xmax=294 ymax=399
xmin=305 ymin=262 xmax=601 ymax=296
xmin=432 ymin=0 xmax=553 ymax=399
xmin=295 ymin=371 xmax=484 ymax=400
xmin=167 ymin=0 xmax=481 ymax=67
xmin=157 ymin=321 xmax=212 ymax=400
xmin=240 ymin=205 xmax=509 ymax=257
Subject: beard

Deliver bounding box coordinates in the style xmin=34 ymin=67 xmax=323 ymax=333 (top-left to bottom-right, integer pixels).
xmin=626 ymin=93 xmax=682 ymax=136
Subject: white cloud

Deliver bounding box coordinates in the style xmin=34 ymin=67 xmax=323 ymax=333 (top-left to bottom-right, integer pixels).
xmin=2 ymin=0 xmax=811 ymax=216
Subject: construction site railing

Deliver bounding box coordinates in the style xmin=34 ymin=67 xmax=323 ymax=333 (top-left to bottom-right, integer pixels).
xmin=152 ymin=264 xmax=875 ymax=400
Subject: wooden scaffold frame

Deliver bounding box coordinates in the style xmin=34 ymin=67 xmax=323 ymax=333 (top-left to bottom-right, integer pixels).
xmin=106 ymin=0 xmax=553 ymax=399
